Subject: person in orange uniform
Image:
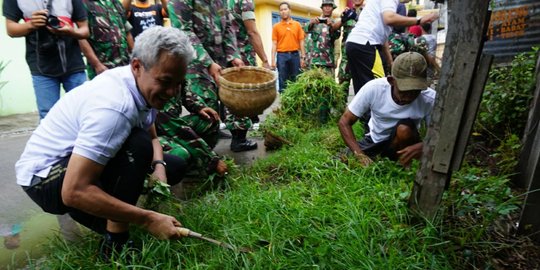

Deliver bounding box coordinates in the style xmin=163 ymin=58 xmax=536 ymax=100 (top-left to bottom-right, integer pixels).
xmin=271 ymin=1 xmax=306 ymax=93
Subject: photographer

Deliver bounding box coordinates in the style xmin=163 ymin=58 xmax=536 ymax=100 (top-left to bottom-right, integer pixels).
xmin=3 ymin=0 xmax=90 ymax=120
xmin=304 ymin=0 xmax=340 ymax=74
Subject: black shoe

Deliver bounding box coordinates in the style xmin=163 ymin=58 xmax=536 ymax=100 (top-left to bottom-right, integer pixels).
xmin=99 ymin=232 xmax=136 ymax=263
xmin=231 ymin=139 xmax=258 ymax=152
xmin=230 ymin=129 xmax=258 ymax=152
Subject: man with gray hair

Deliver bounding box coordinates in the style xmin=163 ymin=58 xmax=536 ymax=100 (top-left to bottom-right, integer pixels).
xmin=15 ymin=26 xmax=192 ymax=260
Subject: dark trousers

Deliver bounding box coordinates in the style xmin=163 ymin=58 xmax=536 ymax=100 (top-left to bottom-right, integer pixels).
xmin=358 ymin=118 xmax=420 ymax=160
xmin=277 ymin=51 xmax=301 ymax=93
xmin=23 ymin=127 xmax=187 ymax=234
xmin=346 ymin=42 xmax=383 ymax=94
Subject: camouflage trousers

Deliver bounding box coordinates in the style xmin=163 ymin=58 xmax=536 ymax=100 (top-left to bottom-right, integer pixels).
xmin=338 ymin=46 xmax=352 ymax=99
xmin=188 ymin=74 xmax=252 ymax=131
xmin=156 ymin=112 xmax=220 ymax=175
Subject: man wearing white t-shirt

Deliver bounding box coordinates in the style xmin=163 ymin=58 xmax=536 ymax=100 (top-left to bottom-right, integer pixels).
xmin=338 ymin=52 xmax=436 ymax=167
xmin=345 ymin=0 xmax=438 ymax=94
xmin=15 ymin=27 xmax=194 ymax=260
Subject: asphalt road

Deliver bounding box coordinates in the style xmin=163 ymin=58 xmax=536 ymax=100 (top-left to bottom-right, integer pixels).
xmin=0 ymin=133 xmax=39 ymax=224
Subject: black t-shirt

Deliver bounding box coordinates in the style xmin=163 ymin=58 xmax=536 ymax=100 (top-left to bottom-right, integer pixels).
xmin=2 ymin=0 xmax=87 ymax=76
xmin=128 ymin=4 xmax=164 ymax=39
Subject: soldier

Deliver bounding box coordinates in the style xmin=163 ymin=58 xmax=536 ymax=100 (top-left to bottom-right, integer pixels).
xmin=156 ymin=80 xmax=228 ymax=177
xmin=227 ymin=0 xmax=271 ymax=125
xmin=168 ymin=0 xmax=259 ymax=153
xmin=79 ymin=0 xmax=133 ymax=79
xmin=304 ymin=0 xmax=341 ymax=74
xmin=337 ymin=0 xmax=364 ymax=98
xmin=228 ymin=0 xmax=270 ymax=69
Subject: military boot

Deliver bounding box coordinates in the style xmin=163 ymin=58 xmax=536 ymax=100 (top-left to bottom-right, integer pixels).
xmin=230 ymin=130 xmax=257 ymax=152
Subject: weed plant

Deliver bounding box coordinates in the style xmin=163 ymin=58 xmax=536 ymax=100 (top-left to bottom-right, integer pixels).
xmin=280 ymin=68 xmax=345 ymax=124
xmin=0 ymin=61 xmax=8 ymax=88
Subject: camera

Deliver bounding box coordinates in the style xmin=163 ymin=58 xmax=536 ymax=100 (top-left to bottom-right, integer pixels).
xmin=47 ymin=15 xmax=62 ymax=29
xmin=318 ymin=17 xmax=328 ymax=23
xmin=341 ymin=9 xmax=357 ymax=22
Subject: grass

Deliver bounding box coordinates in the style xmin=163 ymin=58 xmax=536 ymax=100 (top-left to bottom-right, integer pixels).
xmin=16 ymin=112 xmax=526 ymax=269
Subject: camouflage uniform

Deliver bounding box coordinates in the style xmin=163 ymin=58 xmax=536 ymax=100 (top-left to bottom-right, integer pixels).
xmin=387 ymin=33 xmax=428 ymax=59
xmin=228 ymin=0 xmax=257 ymax=66
xmin=81 ymin=0 xmax=131 ymax=79
xmin=338 ymin=6 xmax=362 ymax=96
xmin=168 ymin=0 xmax=252 ymax=132
xmin=304 ymin=18 xmax=340 ymax=75
xmin=155 ymin=81 xmax=221 ymax=175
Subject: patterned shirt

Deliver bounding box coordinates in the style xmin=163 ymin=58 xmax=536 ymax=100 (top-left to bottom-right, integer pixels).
xmin=305 ymin=18 xmax=340 ymax=68
xmin=82 ymin=0 xmax=131 ymax=79
xmin=168 ymin=0 xmax=241 ymax=69
xmin=227 ymin=0 xmax=256 ymax=66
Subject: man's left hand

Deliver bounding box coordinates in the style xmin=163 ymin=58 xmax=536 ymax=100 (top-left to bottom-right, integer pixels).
xmin=48 ymin=17 xmax=73 ymax=36
xmin=396 ymin=142 xmax=423 ymax=167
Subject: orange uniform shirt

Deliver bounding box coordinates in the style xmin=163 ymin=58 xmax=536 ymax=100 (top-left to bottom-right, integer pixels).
xmin=272 ymin=19 xmax=305 ymax=52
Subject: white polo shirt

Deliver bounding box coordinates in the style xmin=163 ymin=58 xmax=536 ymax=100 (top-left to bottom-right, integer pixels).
xmin=15 ymin=66 xmax=157 ymax=186
xmin=348 ymin=78 xmax=436 ymax=143
xmin=346 ymin=0 xmax=399 ymax=46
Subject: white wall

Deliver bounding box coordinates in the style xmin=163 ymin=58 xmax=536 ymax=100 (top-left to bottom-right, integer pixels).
xmin=0 ymin=4 xmax=38 ymax=116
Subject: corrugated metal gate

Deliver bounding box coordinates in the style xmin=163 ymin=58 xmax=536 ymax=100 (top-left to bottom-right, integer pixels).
xmin=483 ymin=0 xmax=540 ymax=64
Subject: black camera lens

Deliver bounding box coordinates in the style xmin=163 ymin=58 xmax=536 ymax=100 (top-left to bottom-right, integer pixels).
xmin=318 ymin=17 xmax=327 ymax=23
xmin=47 ymin=15 xmax=61 ymax=29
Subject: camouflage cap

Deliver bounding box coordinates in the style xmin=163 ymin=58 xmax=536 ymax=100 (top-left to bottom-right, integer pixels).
xmin=321 ymin=0 xmax=337 ymax=9
xmin=391 ymin=52 xmax=428 ymax=91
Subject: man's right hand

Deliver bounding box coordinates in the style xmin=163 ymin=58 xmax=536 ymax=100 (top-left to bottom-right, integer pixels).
xmin=215 ymin=160 xmax=228 ymax=177
xmin=208 ymin=63 xmax=222 ymax=86
xmin=354 ymin=152 xmax=373 ymax=167
xmin=94 ymin=62 xmax=108 ymax=76
xmin=198 ymin=107 xmax=220 ymax=122
xmin=30 ymin=10 xmax=48 ymax=29
xmin=145 ymin=211 xmax=183 ymax=240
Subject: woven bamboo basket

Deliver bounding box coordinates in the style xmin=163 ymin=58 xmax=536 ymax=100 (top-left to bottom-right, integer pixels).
xmin=218 ymin=66 xmax=277 ymax=117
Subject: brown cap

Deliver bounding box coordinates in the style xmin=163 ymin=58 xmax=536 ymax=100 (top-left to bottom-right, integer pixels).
xmin=391 ymin=52 xmax=428 ymax=91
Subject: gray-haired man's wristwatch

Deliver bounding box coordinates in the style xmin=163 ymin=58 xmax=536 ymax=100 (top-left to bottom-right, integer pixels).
xmin=151 ymin=160 xmax=167 ymax=170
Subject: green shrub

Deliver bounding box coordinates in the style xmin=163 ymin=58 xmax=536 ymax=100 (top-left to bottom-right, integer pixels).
xmin=280 ymin=68 xmax=345 ymax=124
xmin=476 ymin=47 xmax=538 ymax=141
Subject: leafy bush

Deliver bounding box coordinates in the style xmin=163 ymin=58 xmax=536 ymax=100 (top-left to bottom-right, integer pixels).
xmin=476 ymin=47 xmax=538 ymax=141
xmin=280 ymin=68 xmax=345 ymax=124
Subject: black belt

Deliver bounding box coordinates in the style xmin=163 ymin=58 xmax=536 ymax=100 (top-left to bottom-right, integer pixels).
xmin=278 ymin=51 xmax=299 ymax=54
xmin=365 ymin=41 xmax=382 ymax=50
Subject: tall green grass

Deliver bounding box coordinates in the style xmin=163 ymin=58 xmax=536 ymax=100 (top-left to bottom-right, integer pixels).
xmin=23 ymin=117 xmax=522 ymax=269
